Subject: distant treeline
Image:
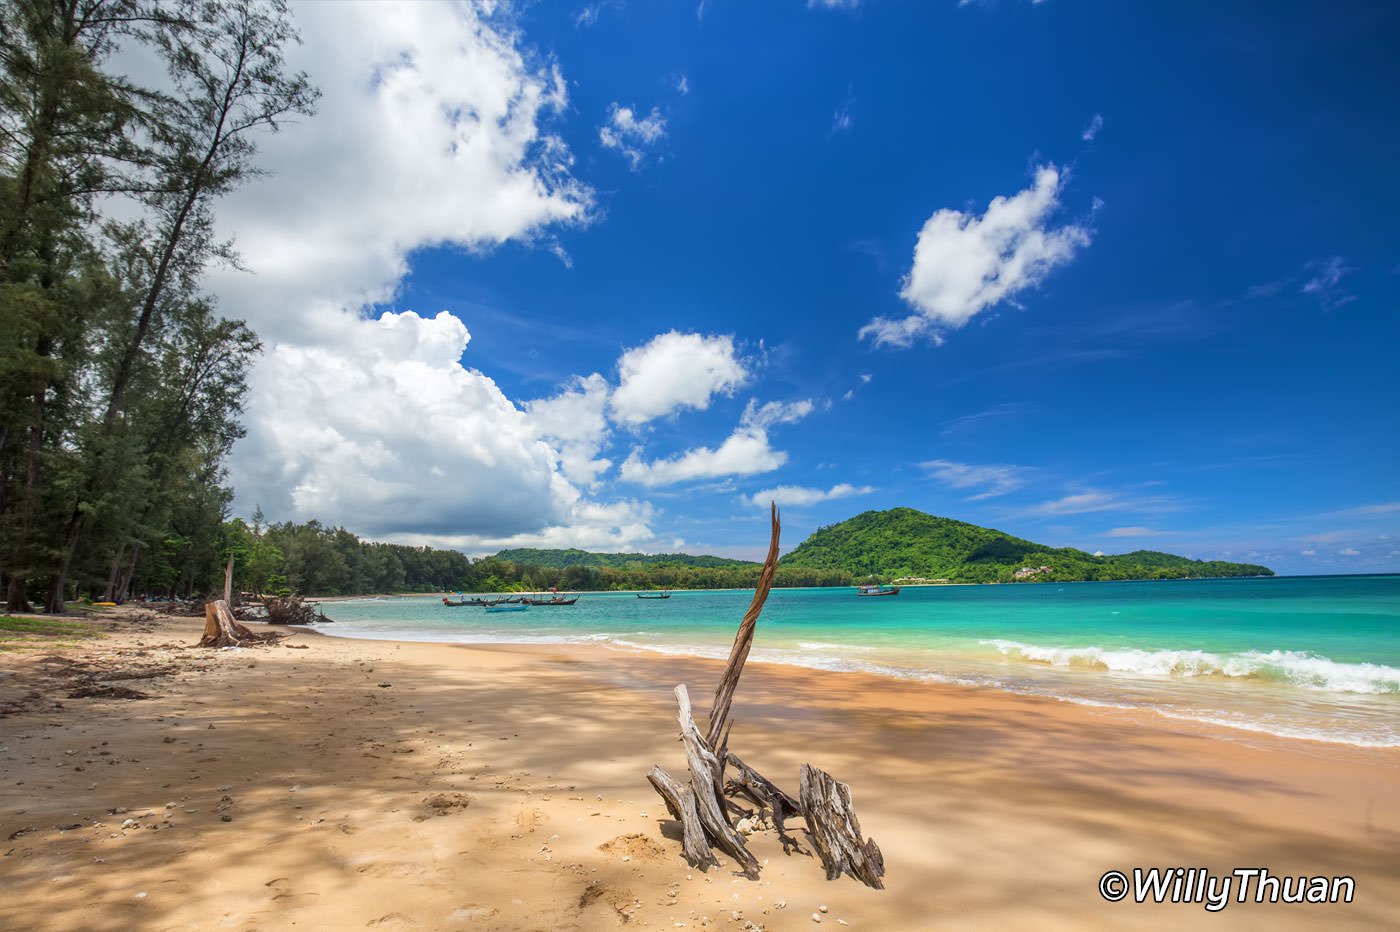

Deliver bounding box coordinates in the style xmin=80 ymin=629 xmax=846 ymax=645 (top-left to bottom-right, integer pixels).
xmin=217 ymin=519 xmax=852 ymax=598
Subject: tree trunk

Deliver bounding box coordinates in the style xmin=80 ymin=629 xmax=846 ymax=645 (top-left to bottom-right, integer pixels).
xmin=5 ymin=576 xmax=33 ymax=614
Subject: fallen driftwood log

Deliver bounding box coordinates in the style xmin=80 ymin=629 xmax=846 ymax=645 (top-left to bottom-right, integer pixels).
xmin=646 ymin=505 xmax=885 ymax=889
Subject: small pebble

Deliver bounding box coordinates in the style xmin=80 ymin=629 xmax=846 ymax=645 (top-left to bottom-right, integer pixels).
xmin=811 ymin=914 xmax=822 ymax=924
xmin=819 ymin=905 xmax=829 ymax=913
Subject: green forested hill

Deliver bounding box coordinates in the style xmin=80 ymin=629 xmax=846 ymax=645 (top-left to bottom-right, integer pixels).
xmin=492 ymin=549 xmax=755 ymax=570
xmin=778 ymin=508 xmax=1273 ymax=583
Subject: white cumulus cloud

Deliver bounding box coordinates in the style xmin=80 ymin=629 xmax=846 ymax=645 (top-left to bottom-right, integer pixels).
xmin=206 ymin=3 xmax=665 ymax=551
xmin=610 ymin=331 xmax=749 ymax=426
xmin=619 ymin=398 xmax=814 ymax=487
xmin=205 ymin=1 xmax=591 ymax=348
xmin=748 ymin=483 xmax=874 ymax=508
xmin=861 ymin=165 xmax=1090 ymax=347
xmin=525 ymin=373 xmax=613 ymax=487
xmin=599 ymin=102 xmax=667 ymax=170
xmin=238 ymin=312 xmax=572 ymax=538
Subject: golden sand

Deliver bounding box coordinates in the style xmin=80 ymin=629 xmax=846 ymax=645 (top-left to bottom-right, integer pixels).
xmin=1 ymin=612 xmax=1396 ymax=930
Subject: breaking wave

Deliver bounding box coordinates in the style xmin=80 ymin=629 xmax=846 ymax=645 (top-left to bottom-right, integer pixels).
xmin=984 ymin=640 xmax=1400 ymax=695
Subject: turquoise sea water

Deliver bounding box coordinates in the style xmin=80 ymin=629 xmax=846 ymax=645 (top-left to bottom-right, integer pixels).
xmin=316 ymin=575 xmax=1400 ymax=748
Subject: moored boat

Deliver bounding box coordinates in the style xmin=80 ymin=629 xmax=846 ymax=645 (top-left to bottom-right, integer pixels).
xmin=485 ymin=603 xmax=528 ymax=613
xmin=636 ymin=591 xmax=671 ymax=600
xmin=856 ymin=584 xmax=901 ymax=597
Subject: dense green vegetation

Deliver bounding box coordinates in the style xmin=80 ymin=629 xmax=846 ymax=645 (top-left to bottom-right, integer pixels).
xmin=494 ymin=549 xmax=753 ymax=570
xmin=204 ymin=509 xmax=1269 ymax=599
xmin=204 ymin=521 xmax=847 ymax=597
xmin=0 ymin=0 xmax=315 ymax=611
xmin=780 ymin=508 xmax=1273 ymax=583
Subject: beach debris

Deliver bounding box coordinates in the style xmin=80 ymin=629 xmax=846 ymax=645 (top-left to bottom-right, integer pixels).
xmin=196 ymin=600 xmax=291 ymax=649
xmin=262 ymin=596 xmax=323 ymax=626
xmin=646 ymin=505 xmax=885 ymax=889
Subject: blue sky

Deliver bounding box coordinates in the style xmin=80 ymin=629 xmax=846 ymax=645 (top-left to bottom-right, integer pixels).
xmin=209 ymin=1 xmax=1399 ymax=575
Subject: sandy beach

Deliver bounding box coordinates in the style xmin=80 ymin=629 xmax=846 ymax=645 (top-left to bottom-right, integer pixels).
xmin=1 ymin=610 xmax=1396 ymax=931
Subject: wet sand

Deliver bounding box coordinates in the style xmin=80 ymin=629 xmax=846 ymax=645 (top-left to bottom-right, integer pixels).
xmin=1 ymin=611 xmax=1396 ymax=930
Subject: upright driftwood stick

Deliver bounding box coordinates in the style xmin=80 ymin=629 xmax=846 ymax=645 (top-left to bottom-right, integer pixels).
xmin=706 ymin=503 xmax=781 ymax=749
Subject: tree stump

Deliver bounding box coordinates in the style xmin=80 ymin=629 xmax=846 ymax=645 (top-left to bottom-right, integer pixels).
xmin=197 ymin=599 xmax=282 ymax=648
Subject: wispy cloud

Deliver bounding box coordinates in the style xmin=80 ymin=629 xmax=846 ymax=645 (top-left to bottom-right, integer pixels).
xmin=1301 ymin=256 xmax=1357 ymax=310
xmin=599 ymin=103 xmax=667 ymax=170
xmin=1102 ymin=526 xmax=1172 ymax=538
xmin=939 ymin=402 xmax=1030 ymax=438
xmin=1326 ymin=501 xmax=1400 ymax=518
xmin=831 ymin=87 xmax=856 ymax=135
xmin=1013 ymin=488 xmax=1183 ymax=517
xmin=1081 ymin=113 xmax=1103 ymax=142
xmin=921 ymin=459 xmax=1029 ymax=500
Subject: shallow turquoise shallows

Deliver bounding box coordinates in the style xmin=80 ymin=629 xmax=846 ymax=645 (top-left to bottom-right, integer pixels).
xmin=317 ymin=575 xmax=1400 ymax=748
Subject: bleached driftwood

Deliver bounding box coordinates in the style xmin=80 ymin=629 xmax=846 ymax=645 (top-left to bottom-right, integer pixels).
xmin=647 ymin=765 xmax=719 ymax=869
xmin=799 ymin=763 xmax=885 ymax=888
xmin=646 ymin=505 xmax=885 ymax=888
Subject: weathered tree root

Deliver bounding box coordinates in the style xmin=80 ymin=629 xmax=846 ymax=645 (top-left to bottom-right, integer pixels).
xmin=197 ymin=599 xmax=290 ymax=648
xmin=646 ymin=506 xmax=885 ymax=888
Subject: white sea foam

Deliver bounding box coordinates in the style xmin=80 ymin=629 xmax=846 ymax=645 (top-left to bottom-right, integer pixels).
xmin=984 ymin=640 xmax=1400 ymax=694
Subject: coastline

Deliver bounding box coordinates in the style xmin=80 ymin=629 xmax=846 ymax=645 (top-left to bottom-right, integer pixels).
xmin=2 ymin=611 xmax=1396 ymax=930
